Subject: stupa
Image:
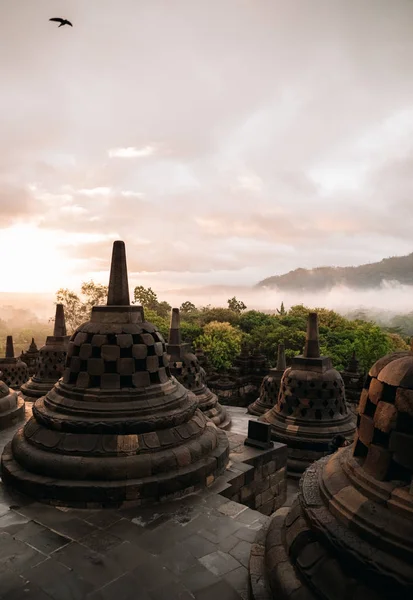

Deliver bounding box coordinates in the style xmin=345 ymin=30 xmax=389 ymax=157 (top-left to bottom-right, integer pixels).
xmin=0 ymin=372 xmax=25 ymax=430
xmin=248 ymin=344 xmax=286 ymax=416
xmin=20 ymin=338 xmax=40 ymax=376
xmin=341 ymin=350 xmax=365 ymax=415
xmin=261 ymin=312 xmax=356 ymax=478
xmin=1 ymin=241 xmax=229 ymax=508
xmin=167 ymin=308 xmax=231 ymax=429
xmin=20 ymin=304 xmax=70 ymax=402
xmin=264 ymin=346 xmax=413 ymax=600
xmin=0 ymin=336 xmax=29 ymax=391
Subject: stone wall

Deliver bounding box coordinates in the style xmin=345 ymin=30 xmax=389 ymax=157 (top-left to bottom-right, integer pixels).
xmin=221 ymin=435 xmax=288 ymax=516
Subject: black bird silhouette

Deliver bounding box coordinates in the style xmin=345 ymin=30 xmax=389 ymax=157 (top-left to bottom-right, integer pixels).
xmin=49 ymin=17 xmax=73 ymax=27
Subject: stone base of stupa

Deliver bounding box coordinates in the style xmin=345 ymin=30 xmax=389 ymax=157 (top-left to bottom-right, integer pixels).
xmin=195 ymin=388 xmax=232 ymax=430
xmin=1 ymin=423 xmax=229 ymax=508
xmin=260 ymin=413 xmax=355 ymax=478
xmin=262 ymin=447 xmax=413 ymax=600
xmin=247 ymin=397 xmax=273 ymax=417
xmin=0 ymin=393 xmax=25 ymax=431
xmin=20 ymin=379 xmax=56 ymax=402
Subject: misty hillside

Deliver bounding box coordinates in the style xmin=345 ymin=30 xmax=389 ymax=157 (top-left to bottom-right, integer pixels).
xmin=257 ymin=253 xmax=413 ymax=291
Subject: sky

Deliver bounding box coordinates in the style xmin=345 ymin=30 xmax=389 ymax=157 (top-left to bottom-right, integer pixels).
xmin=1 ymin=0 xmax=413 ymax=298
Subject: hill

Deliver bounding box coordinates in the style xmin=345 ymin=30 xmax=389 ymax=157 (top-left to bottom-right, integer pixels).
xmin=257 ymin=253 xmax=413 ymax=291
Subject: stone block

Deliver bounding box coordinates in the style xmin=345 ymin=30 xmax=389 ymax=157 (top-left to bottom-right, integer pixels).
xmin=368 ymin=378 xmax=383 ymax=405
xmin=374 ymin=401 xmax=398 ymax=433
xmin=358 ymin=414 xmax=375 ymax=446
xmin=73 ymin=332 xmax=88 ymax=346
xmin=363 ymin=444 xmax=392 ymax=480
xmin=132 ymin=371 xmax=151 ymax=388
xmin=154 ymin=342 xmax=164 ymax=356
xmin=91 ymin=334 xmax=107 ymax=347
xmin=146 ymin=356 xmax=159 ymax=373
xmin=358 ymin=388 xmax=369 ymax=414
xmin=78 ymin=344 xmax=92 ymax=360
xmin=87 ymin=358 xmax=105 ymax=376
xmin=76 ymin=372 xmax=91 ymax=388
xmin=117 ymin=358 xmax=135 ymax=375
xmin=132 ymin=344 xmax=148 ymax=359
xmin=116 ymin=334 xmax=133 ymax=348
xmin=101 ymin=345 xmax=120 ymax=361
xmin=261 ymin=488 xmax=274 ymax=505
xmin=240 ymin=484 xmax=254 ymax=502
xmin=395 ymin=387 xmax=413 ymax=416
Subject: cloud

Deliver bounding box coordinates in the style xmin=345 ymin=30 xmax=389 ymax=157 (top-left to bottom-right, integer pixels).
xmin=108 ymin=146 xmax=155 ymax=158
xmin=2 ymin=0 xmax=413 ymax=293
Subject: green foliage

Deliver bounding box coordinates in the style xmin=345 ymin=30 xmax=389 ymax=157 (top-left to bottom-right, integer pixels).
xmin=195 ymin=307 xmax=241 ymax=327
xmin=227 ymin=296 xmax=247 ymax=313
xmin=195 ymin=321 xmax=242 ymax=372
xmin=238 ymin=310 xmax=275 ymax=333
xmin=53 ymin=280 xmax=412 ymax=375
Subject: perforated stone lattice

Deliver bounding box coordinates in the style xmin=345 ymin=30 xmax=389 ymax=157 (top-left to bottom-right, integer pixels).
xmin=275 ymin=368 xmax=347 ymax=420
xmin=171 ymin=353 xmax=205 ymax=392
xmin=0 ymin=361 xmax=29 ymax=388
xmin=35 ymin=351 xmax=67 ymax=380
xmin=260 ymin=373 xmax=282 ymax=406
xmin=63 ymin=327 xmax=171 ymax=390
xmin=354 ymin=353 xmax=413 ymax=482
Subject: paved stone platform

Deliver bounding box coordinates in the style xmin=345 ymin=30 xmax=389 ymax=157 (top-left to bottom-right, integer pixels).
xmin=0 ymin=404 xmax=296 ymax=600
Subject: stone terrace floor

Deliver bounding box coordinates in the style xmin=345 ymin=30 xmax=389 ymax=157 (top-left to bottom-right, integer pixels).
xmin=0 ymin=405 xmax=298 ymax=600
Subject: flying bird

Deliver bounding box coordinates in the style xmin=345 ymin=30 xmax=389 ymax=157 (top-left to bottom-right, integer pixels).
xmin=49 ymin=17 xmax=73 ymax=27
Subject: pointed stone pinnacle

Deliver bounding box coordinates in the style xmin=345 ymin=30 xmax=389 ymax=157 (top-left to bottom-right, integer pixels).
xmin=304 ymin=312 xmax=320 ymax=359
xmin=6 ymin=336 xmax=14 ymax=358
xmin=107 ymin=241 xmax=130 ymax=306
xmin=276 ymin=343 xmax=286 ymax=370
xmin=169 ymin=308 xmax=182 ymax=345
xmin=53 ymin=304 xmax=67 ymax=337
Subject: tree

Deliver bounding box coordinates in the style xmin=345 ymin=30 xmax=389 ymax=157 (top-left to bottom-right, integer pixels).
xmin=180 ymin=301 xmax=197 ymax=315
xmin=227 ymin=297 xmax=247 ymax=314
xmin=195 ymin=321 xmax=242 ymax=372
xmin=133 ymin=286 xmax=159 ymax=311
xmin=276 ymin=302 xmax=286 ymax=315
xmin=132 ymin=286 xmax=171 ymax=318
xmin=54 ymin=281 xmax=108 ymax=334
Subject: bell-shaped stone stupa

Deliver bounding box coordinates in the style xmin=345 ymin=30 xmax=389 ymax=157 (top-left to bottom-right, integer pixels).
xmin=0 ymin=336 xmax=29 ymax=391
xmin=1 ymin=241 xmax=229 ymax=508
xmin=20 ymin=338 xmax=40 ymax=377
xmin=261 ymin=312 xmax=356 ymax=477
xmin=264 ymin=347 xmax=413 ymax=600
xmin=21 ymin=304 xmax=70 ymax=402
xmin=248 ymin=344 xmax=287 ymax=416
xmin=167 ymin=308 xmax=231 ymax=429
xmin=0 ymin=372 xmax=25 ymax=430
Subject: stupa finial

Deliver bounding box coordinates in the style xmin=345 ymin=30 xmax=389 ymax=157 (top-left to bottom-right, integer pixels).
xmin=53 ymin=304 xmax=67 ymax=337
xmin=169 ymin=308 xmax=182 ymax=345
xmin=276 ymin=343 xmax=286 ymax=370
xmin=303 ymin=312 xmax=320 ymax=359
xmin=107 ymin=241 xmax=130 ymax=306
xmin=6 ymin=336 xmax=14 ymax=358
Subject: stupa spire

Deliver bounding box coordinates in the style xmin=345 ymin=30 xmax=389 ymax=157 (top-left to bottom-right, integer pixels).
xmin=169 ymin=308 xmax=182 ymax=345
xmin=303 ymin=312 xmax=320 ymax=358
xmin=107 ymin=240 xmax=130 ymax=306
xmin=276 ymin=343 xmax=286 ymax=371
xmin=53 ymin=304 xmax=67 ymax=337
xmin=6 ymin=336 xmax=14 ymax=358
